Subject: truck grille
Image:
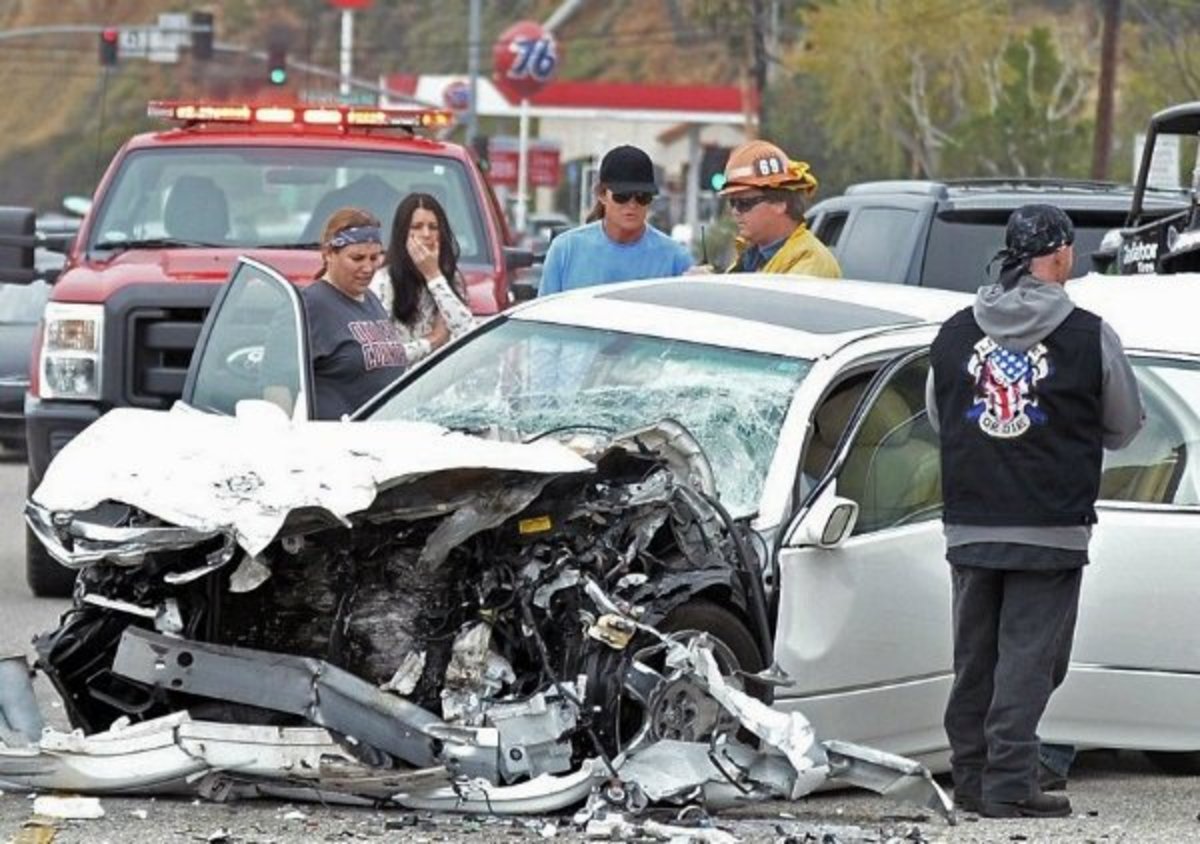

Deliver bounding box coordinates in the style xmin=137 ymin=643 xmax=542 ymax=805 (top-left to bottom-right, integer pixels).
xmin=126 ymin=307 xmax=208 ymax=407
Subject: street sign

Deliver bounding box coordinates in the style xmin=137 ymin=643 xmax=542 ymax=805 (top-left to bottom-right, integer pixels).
xmin=492 ymin=21 xmax=560 ymax=103
xmin=115 ymin=16 xmax=190 ymax=64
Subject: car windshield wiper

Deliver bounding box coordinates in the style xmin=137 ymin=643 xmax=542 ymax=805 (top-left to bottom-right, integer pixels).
xmin=92 ymin=237 xmax=224 ymax=253
xmin=523 ymin=423 xmax=616 ymax=443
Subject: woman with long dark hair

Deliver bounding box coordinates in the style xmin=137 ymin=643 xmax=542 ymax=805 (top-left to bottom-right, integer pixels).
xmin=369 ymin=193 xmax=475 ymax=364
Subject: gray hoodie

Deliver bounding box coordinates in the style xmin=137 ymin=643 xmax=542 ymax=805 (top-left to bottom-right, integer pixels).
xmin=925 ymin=274 xmax=1144 ymax=554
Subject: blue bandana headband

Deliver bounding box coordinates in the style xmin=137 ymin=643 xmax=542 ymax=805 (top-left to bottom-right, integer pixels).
xmin=327 ymin=225 xmax=382 ymax=249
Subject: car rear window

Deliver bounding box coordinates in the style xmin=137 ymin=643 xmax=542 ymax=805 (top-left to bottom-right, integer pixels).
xmin=922 ymin=213 xmax=1122 ymax=292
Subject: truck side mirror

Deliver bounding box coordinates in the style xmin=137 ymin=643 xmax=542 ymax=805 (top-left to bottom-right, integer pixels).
xmin=0 ymin=206 xmax=37 ymax=284
xmin=503 ymin=247 xmax=536 ymax=272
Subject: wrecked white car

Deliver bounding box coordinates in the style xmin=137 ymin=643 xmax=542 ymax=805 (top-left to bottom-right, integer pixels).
xmin=5 ymin=261 xmax=959 ymax=821
xmin=12 ymin=263 xmax=1200 ymax=820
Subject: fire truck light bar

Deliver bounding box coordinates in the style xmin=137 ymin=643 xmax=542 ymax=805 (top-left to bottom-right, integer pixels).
xmin=147 ymin=101 xmax=454 ymax=130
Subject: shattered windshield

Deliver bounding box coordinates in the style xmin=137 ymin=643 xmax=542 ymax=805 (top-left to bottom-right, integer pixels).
xmin=370 ymin=319 xmax=812 ymax=516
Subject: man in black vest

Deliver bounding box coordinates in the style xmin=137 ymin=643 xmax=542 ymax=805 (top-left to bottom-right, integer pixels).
xmin=926 ymin=204 xmax=1143 ymax=819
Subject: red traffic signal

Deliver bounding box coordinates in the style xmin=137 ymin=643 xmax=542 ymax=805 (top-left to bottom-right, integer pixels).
xmin=99 ymin=28 xmax=119 ymax=67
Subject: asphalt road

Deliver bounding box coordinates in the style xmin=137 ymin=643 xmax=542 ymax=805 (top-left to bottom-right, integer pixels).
xmin=0 ymin=453 xmax=1196 ymax=843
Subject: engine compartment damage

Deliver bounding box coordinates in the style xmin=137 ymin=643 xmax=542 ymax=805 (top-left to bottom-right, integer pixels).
xmin=5 ymin=406 xmax=953 ymax=825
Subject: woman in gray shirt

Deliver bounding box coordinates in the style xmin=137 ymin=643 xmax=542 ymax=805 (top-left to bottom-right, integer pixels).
xmin=266 ymin=207 xmax=409 ymax=420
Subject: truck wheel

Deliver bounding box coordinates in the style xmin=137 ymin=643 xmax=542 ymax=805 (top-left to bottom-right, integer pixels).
xmin=25 ymin=467 xmax=75 ymax=598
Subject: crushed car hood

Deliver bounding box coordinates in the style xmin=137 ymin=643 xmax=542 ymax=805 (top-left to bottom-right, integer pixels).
xmin=31 ymin=401 xmax=594 ymax=556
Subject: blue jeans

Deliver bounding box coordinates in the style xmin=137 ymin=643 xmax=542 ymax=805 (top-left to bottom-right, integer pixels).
xmin=1039 ymin=742 xmax=1076 ymax=777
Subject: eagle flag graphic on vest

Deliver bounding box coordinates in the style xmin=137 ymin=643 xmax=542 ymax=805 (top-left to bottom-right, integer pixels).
xmin=965 ymin=337 xmax=1050 ymax=438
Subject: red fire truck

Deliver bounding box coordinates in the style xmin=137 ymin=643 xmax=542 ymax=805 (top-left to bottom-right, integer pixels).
xmin=0 ymin=100 xmax=527 ymax=595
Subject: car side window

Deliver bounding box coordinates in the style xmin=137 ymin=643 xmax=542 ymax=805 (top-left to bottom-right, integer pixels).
xmin=815 ymin=211 xmax=848 ymax=248
xmin=839 ymin=207 xmax=918 ymax=282
xmin=1100 ymin=357 xmax=1200 ymax=506
xmin=835 ymin=356 xmax=942 ymax=534
xmin=187 ymin=260 xmax=306 ymax=418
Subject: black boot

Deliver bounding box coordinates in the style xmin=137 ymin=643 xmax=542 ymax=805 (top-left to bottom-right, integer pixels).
xmin=981 ymin=791 xmax=1071 ymax=818
xmin=954 ymin=790 xmax=983 ymax=813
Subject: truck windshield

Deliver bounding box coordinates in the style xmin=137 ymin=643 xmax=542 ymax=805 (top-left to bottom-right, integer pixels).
xmin=87 ymin=147 xmax=489 ymax=262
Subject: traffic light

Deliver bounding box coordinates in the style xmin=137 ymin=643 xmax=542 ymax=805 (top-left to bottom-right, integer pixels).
xmin=699 ymin=145 xmax=732 ymax=192
xmin=192 ymin=11 xmax=214 ymax=61
xmin=267 ymin=43 xmax=287 ymax=85
xmin=99 ymin=28 xmax=119 ymax=67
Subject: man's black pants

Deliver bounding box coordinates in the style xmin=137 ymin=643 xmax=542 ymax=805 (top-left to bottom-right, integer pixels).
xmin=944 ymin=564 xmax=1082 ymax=803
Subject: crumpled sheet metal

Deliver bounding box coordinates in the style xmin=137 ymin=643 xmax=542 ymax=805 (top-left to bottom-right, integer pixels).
xmin=30 ymin=402 xmax=594 ymax=557
xmin=0 ymin=711 xmax=432 ymax=799
xmin=823 ymin=739 xmax=955 ymax=821
xmin=0 ymin=709 xmax=605 ymax=815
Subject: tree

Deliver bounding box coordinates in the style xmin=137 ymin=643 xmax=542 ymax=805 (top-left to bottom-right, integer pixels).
xmin=944 ymin=27 xmax=1093 ymax=179
xmin=795 ymin=0 xmax=1002 ymax=177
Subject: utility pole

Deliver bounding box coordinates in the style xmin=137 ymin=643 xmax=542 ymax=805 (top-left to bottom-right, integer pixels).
xmin=1092 ymin=0 xmax=1121 ymax=180
xmin=466 ymin=0 xmax=481 ymax=146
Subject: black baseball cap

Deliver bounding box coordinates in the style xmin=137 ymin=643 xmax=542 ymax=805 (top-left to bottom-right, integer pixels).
xmin=599 ymin=145 xmax=659 ymax=195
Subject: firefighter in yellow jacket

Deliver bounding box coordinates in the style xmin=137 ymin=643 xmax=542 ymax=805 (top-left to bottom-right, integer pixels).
xmin=720 ymin=140 xmax=841 ymax=278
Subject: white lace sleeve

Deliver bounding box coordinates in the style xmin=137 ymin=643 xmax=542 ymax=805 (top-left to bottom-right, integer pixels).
xmin=402 ymin=338 xmax=433 ymax=365
xmin=426 ymin=275 xmax=476 ymax=338
xmin=369 ymin=268 xmax=392 ymax=314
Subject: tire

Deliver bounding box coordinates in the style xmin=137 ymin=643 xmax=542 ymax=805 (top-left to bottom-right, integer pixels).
xmin=659 ymin=600 xmax=765 ymax=677
xmin=623 ymin=599 xmax=765 ymax=747
xmin=1144 ymin=750 xmax=1200 ymax=775
xmin=25 ymin=466 xmax=76 ymax=598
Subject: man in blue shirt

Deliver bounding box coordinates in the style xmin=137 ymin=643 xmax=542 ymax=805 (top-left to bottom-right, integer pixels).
xmin=538 ymin=145 xmax=692 ymax=295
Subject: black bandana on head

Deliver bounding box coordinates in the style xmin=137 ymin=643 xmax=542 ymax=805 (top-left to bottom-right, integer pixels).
xmin=989 ymin=204 xmax=1075 ymax=289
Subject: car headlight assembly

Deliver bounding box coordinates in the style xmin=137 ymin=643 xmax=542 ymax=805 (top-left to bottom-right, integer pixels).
xmin=39 ymin=303 xmax=103 ymax=400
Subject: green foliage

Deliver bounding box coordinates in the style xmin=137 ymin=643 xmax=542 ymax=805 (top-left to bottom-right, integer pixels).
xmin=942 ymin=27 xmax=1093 ymax=179
xmin=794 ymin=2 xmax=1103 ymax=183
xmin=796 ymin=0 xmax=1002 ymax=177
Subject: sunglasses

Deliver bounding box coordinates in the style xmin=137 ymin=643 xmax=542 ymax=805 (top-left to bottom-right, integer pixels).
xmin=609 ymin=191 xmax=654 ymax=206
xmin=728 ymin=194 xmax=771 ymax=213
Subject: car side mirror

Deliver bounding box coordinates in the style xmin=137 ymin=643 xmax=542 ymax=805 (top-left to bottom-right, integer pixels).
xmin=783 ymin=487 xmax=859 ymax=549
xmin=503 ymin=247 xmax=536 ymax=272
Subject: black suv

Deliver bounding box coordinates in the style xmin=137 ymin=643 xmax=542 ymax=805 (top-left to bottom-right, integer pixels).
xmin=805 ymin=179 xmax=1189 ymax=291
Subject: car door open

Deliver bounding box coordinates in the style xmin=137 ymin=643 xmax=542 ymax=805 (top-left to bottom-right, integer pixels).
xmin=771 ymin=352 xmax=953 ymax=762
xmin=182 ymin=257 xmax=312 ymax=420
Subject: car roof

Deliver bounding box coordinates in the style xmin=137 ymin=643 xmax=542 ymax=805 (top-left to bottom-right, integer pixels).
xmin=823 ymin=179 xmax=1189 ymax=213
xmin=511 ymin=276 xmax=969 ymax=358
xmin=1067 ymin=274 xmax=1200 ymax=357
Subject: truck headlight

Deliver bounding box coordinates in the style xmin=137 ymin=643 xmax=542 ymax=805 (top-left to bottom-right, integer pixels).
xmin=39 ymin=303 xmax=103 ymax=400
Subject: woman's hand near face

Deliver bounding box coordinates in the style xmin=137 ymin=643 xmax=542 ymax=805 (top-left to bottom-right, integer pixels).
xmin=407 ymin=233 xmax=441 ymax=281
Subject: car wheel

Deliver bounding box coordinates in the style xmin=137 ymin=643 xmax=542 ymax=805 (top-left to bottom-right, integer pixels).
xmin=612 ymin=600 xmax=764 ymax=750
xmin=659 ymin=600 xmax=764 ymax=678
xmin=25 ymin=467 xmax=75 ymax=598
xmin=1144 ymin=750 xmax=1200 ymax=775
